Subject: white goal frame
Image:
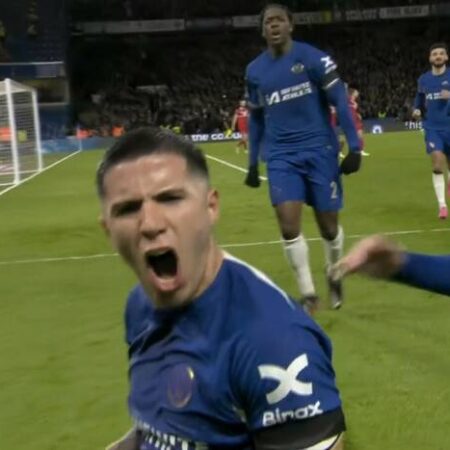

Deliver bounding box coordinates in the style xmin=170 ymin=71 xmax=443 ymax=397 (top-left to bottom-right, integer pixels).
xmin=0 ymin=78 xmax=42 ymax=186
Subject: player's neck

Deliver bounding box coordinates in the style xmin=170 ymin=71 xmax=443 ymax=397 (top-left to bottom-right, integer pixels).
xmin=268 ymin=38 xmax=293 ymax=58
xmin=431 ymin=65 xmax=446 ymax=76
xmin=191 ymin=242 xmax=224 ymax=301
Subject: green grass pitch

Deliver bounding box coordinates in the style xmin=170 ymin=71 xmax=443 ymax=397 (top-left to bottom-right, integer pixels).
xmin=0 ymin=131 xmax=450 ymax=449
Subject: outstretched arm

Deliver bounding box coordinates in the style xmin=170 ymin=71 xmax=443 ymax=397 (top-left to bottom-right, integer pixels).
xmin=333 ymin=235 xmax=450 ymax=296
xmin=394 ymin=252 xmax=450 ymax=296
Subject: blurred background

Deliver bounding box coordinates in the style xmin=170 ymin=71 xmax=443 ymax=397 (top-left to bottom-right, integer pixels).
xmin=0 ymin=0 xmax=448 ymax=140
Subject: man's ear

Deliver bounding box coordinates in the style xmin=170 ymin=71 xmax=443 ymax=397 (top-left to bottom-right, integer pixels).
xmin=207 ymin=188 xmax=220 ymax=224
xmin=99 ymin=214 xmax=110 ymax=237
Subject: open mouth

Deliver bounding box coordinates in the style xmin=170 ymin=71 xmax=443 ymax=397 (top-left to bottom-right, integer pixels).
xmin=146 ymin=249 xmax=178 ymax=279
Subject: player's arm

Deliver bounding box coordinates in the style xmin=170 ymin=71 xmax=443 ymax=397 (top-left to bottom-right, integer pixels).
xmin=108 ymin=287 xmax=151 ymax=450
xmin=333 ymin=235 xmax=450 ymax=296
xmin=326 ymin=78 xmax=361 ymax=175
xmin=231 ymin=112 xmax=237 ymax=131
xmin=249 ymin=107 xmax=264 ymax=166
xmin=325 ymin=79 xmax=360 ymax=153
xmin=441 ymin=89 xmax=450 ymax=115
xmin=413 ymin=78 xmax=424 ymax=119
xmin=394 ymin=252 xmax=450 ymax=296
xmin=308 ymin=52 xmax=361 ymax=174
xmin=233 ymin=318 xmax=346 ymax=450
xmin=245 ymin=71 xmax=265 ymax=187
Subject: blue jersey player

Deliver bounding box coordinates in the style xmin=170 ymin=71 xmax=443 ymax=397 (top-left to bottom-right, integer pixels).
xmin=413 ymin=42 xmax=450 ymax=219
xmin=244 ymin=4 xmax=361 ymax=313
xmin=334 ymin=234 xmax=450 ymax=297
xmin=98 ymin=128 xmax=346 ymax=450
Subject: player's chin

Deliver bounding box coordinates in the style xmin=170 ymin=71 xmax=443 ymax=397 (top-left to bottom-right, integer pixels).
xmin=267 ymin=34 xmax=283 ymax=46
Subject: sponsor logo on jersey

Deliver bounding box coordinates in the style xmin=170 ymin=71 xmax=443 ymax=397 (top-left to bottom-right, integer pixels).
xmin=291 ymin=63 xmax=305 ymax=74
xmin=262 ymin=401 xmax=323 ymax=427
xmin=258 ymin=353 xmax=313 ymax=404
xmin=265 ymin=82 xmax=313 ymax=106
xmin=426 ymin=92 xmax=445 ymax=100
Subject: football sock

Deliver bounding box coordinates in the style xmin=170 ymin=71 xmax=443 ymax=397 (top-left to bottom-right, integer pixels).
xmin=284 ymin=234 xmax=316 ymax=297
xmin=432 ymin=172 xmax=446 ymax=208
xmin=323 ymin=226 xmax=344 ymax=272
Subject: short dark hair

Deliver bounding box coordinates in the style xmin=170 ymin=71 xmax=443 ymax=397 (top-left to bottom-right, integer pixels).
xmin=96 ymin=127 xmax=209 ymax=198
xmin=259 ymin=3 xmax=293 ymax=28
xmin=430 ymin=42 xmax=448 ymax=53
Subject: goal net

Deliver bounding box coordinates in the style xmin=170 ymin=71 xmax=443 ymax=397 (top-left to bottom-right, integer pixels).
xmin=0 ymin=78 xmax=42 ymax=186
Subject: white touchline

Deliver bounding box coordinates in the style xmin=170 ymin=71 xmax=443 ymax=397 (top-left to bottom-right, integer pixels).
xmin=0 ymin=150 xmax=81 ymax=197
xmin=206 ymin=154 xmax=268 ymax=181
xmin=0 ymin=228 xmax=449 ymax=266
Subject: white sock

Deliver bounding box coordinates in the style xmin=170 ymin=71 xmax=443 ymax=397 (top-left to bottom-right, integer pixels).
xmin=284 ymin=234 xmax=316 ymax=297
xmin=323 ymin=226 xmax=344 ymax=273
xmin=432 ymin=173 xmax=446 ymax=208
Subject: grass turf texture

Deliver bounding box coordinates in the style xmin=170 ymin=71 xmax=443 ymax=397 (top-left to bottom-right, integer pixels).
xmin=1 ymin=131 xmax=449 ymax=449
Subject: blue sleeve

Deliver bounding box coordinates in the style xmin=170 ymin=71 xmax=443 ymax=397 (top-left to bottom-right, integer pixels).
xmin=393 ymin=253 xmax=450 ymax=296
xmin=414 ymin=77 xmax=425 ymax=110
xmin=245 ymin=68 xmax=265 ymax=166
xmin=249 ymin=109 xmax=264 ymax=166
xmin=306 ymin=47 xmax=359 ymax=152
xmin=233 ymin=320 xmax=342 ymax=431
xmin=325 ymin=80 xmax=361 ymax=152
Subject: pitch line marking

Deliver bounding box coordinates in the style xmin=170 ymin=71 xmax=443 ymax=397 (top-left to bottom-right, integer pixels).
xmin=205 ymin=154 xmax=268 ymax=181
xmin=0 ymin=227 xmax=448 ymax=266
xmin=0 ymin=151 xmax=81 ymax=198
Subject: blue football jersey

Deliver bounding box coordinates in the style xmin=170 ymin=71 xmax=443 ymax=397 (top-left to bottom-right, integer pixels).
xmin=416 ymin=68 xmax=450 ymax=130
xmin=246 ymin=41 xmax=339 ymax=157
xmin=125 ymin=253 xmax=343 ymax=449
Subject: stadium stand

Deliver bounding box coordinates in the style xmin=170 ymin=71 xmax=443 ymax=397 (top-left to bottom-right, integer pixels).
xmin=70 ymin=19 xmax=448 ymax=134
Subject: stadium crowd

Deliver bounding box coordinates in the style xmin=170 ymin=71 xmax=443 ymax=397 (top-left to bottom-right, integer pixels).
xmin=71 ymin=20 xmax=447 ymax=135
xmin=71 ymin=0 xmax=433 ymax=21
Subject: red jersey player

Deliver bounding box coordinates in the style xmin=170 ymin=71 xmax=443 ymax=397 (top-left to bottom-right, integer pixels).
xmin=331 ymin=88 xmax=369 ymax=158
xmin=231 ymin=100 xmax=249 ymax=153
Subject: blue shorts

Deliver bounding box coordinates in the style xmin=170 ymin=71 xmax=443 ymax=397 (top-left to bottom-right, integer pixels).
xmin=424 ymin=129 xmax=450 ymax=155
xmin=267 ymin=147 xmax=343 ymax=211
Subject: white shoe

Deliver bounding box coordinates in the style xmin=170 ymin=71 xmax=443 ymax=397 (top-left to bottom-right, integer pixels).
xmin=361 ymin=151 xmax=370 ymax=156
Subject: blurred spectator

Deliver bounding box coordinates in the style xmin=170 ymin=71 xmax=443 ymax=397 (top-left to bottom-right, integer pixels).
xmin=69 ymin=0 xmax=432 ymax=21
xmin=71 ymin=19 xmax=447 ymax=134
xmin=27 ymin=0 xmax=39 ymax=37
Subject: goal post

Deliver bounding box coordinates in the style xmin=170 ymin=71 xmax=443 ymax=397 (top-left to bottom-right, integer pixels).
xmin=0 ymin=78 xmax=42 ymax=186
